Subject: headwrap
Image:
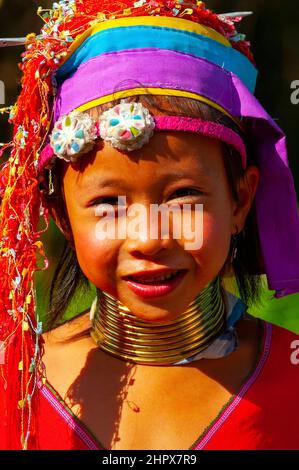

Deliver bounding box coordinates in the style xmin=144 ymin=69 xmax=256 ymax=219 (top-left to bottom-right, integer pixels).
xmin=0 ymin=0 xmax=299 ymax=450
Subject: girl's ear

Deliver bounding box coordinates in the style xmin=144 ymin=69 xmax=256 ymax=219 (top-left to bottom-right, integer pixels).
xmin=232 ymin=165 xmax=260 ymax=234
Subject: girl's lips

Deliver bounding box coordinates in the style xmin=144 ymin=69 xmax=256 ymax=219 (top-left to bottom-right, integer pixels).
xmin=124 ymin=269 xmax=187 ymax=298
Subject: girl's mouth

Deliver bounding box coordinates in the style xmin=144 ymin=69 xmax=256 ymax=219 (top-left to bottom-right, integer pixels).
xmin=123 ymin=269 xmax=187 ymax=298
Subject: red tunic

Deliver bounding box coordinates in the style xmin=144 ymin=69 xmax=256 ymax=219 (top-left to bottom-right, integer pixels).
xmin=1 ymin=320 xmax=299 ymax=450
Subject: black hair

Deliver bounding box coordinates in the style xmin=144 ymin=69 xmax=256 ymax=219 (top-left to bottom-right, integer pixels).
xmin=43 ymin=94 xmax=266 ymax=331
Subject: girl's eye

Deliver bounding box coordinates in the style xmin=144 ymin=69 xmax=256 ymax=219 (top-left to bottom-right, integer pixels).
xmin=91 ymin=196 xmax=120 ymax=206
xmin=169 ymin=188 xmax=203 ymax=200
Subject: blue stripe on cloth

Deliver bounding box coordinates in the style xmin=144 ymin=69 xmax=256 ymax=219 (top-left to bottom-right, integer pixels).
xmin=227 ymin=297 xmax=247 ymax=329
xmin=56 ymin=25 xmax=257 ymax=92
xmin=175 ymin=290 xmax=246 ymax=364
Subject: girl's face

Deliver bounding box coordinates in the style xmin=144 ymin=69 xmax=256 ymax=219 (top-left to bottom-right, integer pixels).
xmin=61 ymin=131 xmax=259 ymax=322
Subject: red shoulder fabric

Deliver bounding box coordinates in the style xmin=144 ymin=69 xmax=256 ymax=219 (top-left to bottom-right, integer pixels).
xmin=36 ymin=381 xmax=102 ymax=450
xmin=194 ymin=322 xmax=299 ymax=450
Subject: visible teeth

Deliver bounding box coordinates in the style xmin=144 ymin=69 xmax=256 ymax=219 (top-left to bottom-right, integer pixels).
xmin=131 ymin=270 xmax=179 ymax=283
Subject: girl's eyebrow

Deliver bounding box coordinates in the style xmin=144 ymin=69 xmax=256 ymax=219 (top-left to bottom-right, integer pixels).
xmin=156 ymin=174 xmax=213 ymax=189
xmin=79 ymin=176 xmax=130 ymax=190
xmin=156 ymin=169 xmax=213 ymax=182
xmin=81 ymin=170 xmax=212 ymax=190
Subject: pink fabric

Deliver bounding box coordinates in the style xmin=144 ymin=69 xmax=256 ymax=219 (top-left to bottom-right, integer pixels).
xmin=154 ymin=116 xmax=246 ymax=168
xmin=38 ymin=115 xmax=246 ymax=173
xmin=39 ymin=144 xmax=55 ymax=172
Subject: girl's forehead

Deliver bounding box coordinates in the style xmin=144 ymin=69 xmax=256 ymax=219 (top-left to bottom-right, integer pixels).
xmin=63 ymin=132 xmax=224 ymax=187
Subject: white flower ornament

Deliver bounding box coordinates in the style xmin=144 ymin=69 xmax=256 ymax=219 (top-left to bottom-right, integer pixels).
xmin=50 ymin=111 xmax=98 ymax=162
xmin=98 ymin=99 xmax=156 ymax=151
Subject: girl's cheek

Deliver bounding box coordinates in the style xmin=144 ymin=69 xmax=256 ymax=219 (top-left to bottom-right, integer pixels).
xmin=72 ymin=222 xmax=121 ymax=294
xmin=180 ymin=210 xmax=231 ymax=268
xmin=203 ymin=212 xmax=232 ymax=266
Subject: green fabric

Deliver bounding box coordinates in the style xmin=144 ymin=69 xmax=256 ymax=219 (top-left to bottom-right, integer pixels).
xmin=249 ymin=288 xmax=299 ymax=334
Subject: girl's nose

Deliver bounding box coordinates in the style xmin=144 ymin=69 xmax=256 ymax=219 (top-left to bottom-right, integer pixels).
xmin=124 ymin=221 xmax=176 ymax=258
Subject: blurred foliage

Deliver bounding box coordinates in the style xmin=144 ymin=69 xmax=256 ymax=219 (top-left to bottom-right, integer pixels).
xmin=0 ymin=1 xmax=298 ymax=332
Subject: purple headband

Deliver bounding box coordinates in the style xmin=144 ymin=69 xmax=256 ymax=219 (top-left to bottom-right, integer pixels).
xmin=38 ymin=48 xmax=299 ymax=300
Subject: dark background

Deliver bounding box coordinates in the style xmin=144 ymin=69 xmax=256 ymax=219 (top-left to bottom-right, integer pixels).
xmin=0 ymin=1 xmax=298 ymax=332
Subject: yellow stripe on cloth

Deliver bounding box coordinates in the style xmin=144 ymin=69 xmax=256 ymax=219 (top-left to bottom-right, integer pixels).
xmin=75 ymin=87 xmax=241 ymax=127
xmin=63 ymin=15 xmax=231 ymax=65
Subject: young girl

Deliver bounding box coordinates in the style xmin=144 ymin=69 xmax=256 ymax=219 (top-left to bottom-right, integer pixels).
xmin=0 ymin=0 xmax=299 ymax=451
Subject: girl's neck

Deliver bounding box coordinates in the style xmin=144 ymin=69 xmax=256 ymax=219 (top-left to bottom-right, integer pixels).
xmin=89 ymin=276 xmax=227 ymax=366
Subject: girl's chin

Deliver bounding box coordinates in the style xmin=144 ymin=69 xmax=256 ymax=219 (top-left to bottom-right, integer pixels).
xmin=123 ymin=306 xmax=183 ymax=323
xmin=118 ymin=294 xmax=192 ymax=323
xmin=93 ymin=284 xmax=189 ymax=320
